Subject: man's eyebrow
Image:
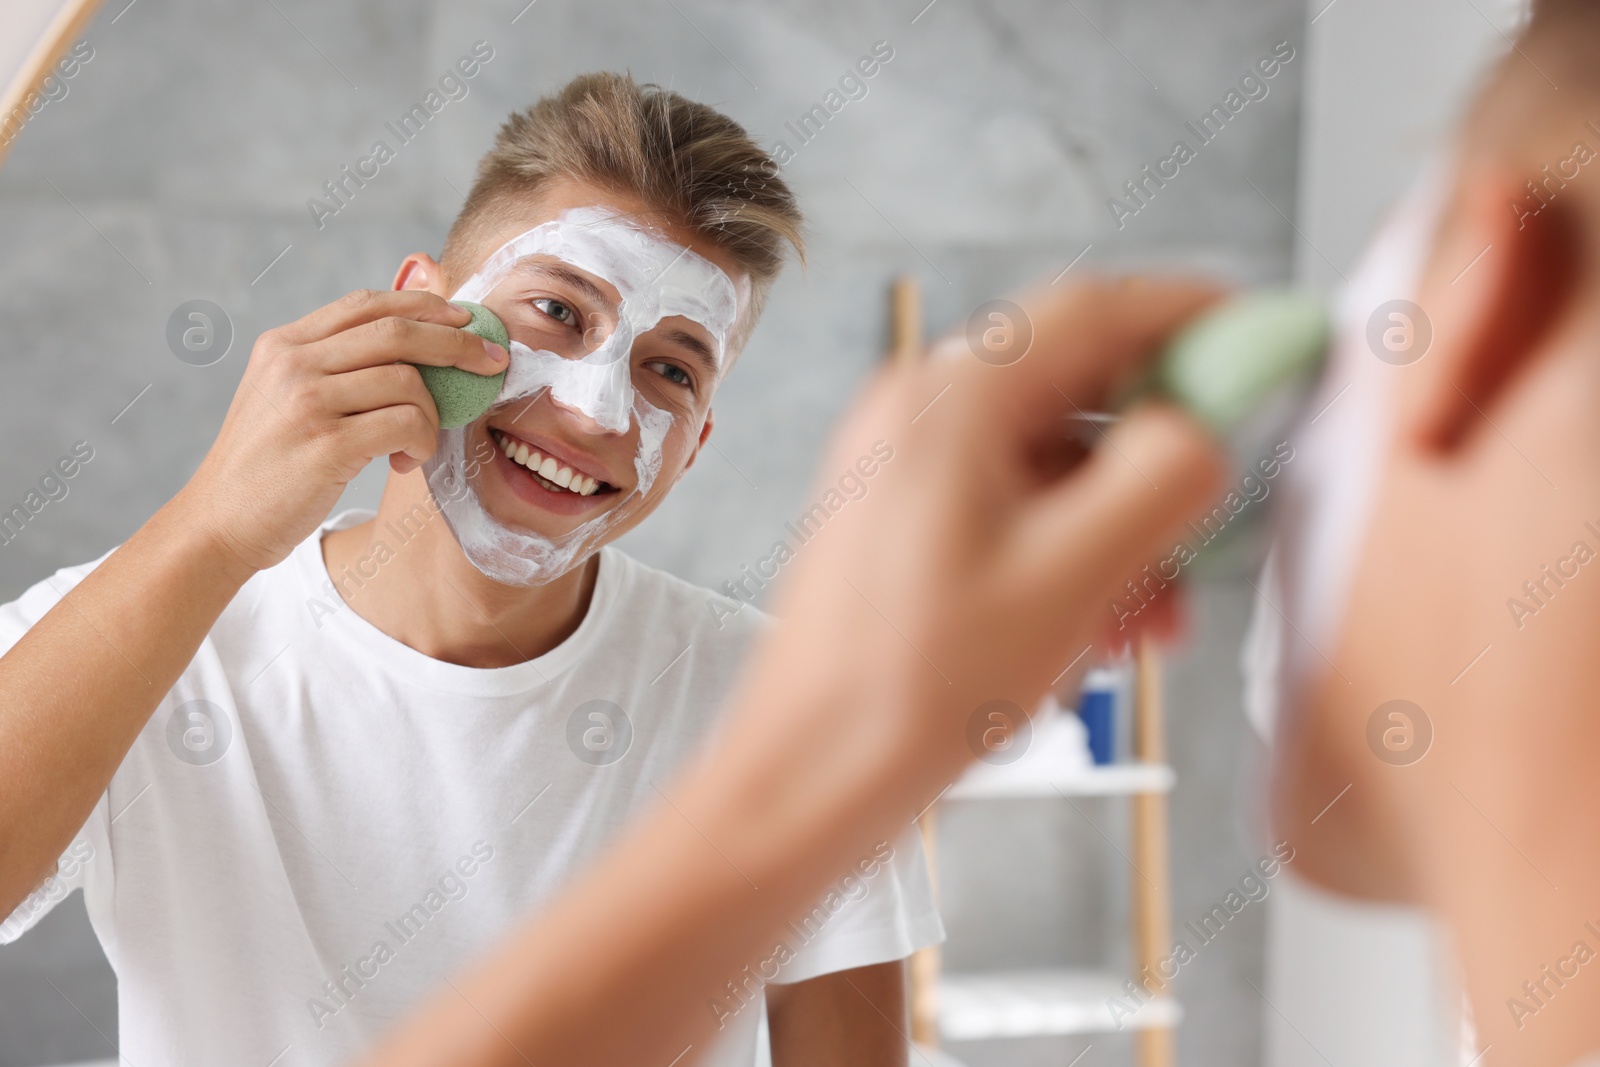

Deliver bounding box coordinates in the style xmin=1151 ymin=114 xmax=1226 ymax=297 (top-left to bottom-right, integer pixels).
xmin=654 ymin=327 xmax=720 ymax=379
xmin=516 ymin=261 xmax=610 ymax=306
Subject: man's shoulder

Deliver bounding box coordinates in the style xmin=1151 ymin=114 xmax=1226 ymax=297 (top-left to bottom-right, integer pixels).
xmin=602 ymin=546 xmax=772 ymax=646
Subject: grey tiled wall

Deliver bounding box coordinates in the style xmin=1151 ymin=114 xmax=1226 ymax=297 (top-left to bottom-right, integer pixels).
xmin=0 ymin=0 xmax=1304 ymax=1063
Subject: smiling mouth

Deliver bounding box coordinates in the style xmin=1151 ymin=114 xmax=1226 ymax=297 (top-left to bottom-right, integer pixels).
xmin=490 ymin=429 xmax=619 ymax=498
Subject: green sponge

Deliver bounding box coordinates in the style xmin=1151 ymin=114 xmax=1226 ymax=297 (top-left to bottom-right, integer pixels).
xmin=415 ymin=301 xmax=509 ymax=429
xmin=1151 ymin=289 xmax=1330 ymax=435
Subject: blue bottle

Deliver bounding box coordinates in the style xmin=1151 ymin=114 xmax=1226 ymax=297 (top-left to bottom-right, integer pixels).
xmin=1076 ymin=667 xmax=1118 ymax=766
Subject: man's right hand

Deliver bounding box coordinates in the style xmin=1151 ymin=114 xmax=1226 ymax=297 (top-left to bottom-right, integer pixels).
xmin=173 ymin=289 xmax=507 ymax=575
xmin=0 ymin=286 xmax=504 ymax=919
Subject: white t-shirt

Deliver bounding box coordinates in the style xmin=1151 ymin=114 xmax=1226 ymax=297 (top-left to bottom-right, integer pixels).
xmin=0 ymin=510 xmax=943 ymax=1067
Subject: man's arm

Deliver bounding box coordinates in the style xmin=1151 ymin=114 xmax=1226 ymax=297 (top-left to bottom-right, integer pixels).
xmin=0 ymin=508 xmax=254 ymax=918
xmin=0 ymin=289 xmax=504 ymax=917
xmin=767 ymin=961 xmax=907 ymax=1065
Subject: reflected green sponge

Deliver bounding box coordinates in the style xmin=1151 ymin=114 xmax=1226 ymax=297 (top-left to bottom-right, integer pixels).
xmin=1152 ymin=289 xmax=1330 ymax=435
xmin=415 ymin=301 xmax=509 ymax=430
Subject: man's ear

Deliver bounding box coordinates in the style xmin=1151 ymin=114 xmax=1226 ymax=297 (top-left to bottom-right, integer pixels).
xmin=1408 ymin=168 xmax=1585 ymax=452
xmin=392 ymin=253 xmax=448 ymax=295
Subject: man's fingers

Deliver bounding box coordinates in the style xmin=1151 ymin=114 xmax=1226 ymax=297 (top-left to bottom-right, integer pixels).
xmin=938 ymin=277 xmax=1225 ymax=437
xmin=321 ymin=363 xmax=440 ymax=421
xmin=1004 ymin=401 xmax=1227 ymax=627
xmin=1094 ymin=580 xmax=1187 ymax=657
xmin=309 ymin=317 xmax=508 ymax=376
xmin=335 ymin=403 xmax=441 ymax=467
xmin=278 ymin=289 xmax=472 ymax=346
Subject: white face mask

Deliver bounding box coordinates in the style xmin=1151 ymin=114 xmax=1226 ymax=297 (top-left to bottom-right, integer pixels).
xmin=422 ymin=206 xmax=741 ymax=586
xmin=1243 ymin=161 xmax=1453 ymax=740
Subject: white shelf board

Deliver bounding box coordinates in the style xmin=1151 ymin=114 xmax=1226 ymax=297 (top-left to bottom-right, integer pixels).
xmin=938 ymin=968 xmax=1181 ymax=1040
xmin=910 ymin=1045 xmax=971 ymax=1067
xmin=946 ymin=760 xmax=1174 ymax=800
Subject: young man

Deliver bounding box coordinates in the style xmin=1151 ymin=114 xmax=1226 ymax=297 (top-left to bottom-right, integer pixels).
xmin=0 ymin=73 xmax=940 ymax=1066
xmin=351 ymin=277 xmax=1231 ymax=1067
xmin=1255 ymin=3 xmax=1600 ymax=1063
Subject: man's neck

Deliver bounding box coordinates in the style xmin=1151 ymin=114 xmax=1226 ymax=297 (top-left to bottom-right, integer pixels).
xmin=320 ymin=470 xmax=599 ymax=669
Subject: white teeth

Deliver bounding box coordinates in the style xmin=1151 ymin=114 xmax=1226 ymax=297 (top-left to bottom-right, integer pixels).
xmin=494 ymin=431 xmax=603 ymax=496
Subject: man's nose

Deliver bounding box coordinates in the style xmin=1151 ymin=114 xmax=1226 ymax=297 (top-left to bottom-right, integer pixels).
xmin=547 ymin=354 xmax=633 ymax=435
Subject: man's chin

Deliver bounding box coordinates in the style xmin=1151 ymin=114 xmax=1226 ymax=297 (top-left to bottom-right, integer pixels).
xmin=479 ymin=496 xmax=608 ymax=542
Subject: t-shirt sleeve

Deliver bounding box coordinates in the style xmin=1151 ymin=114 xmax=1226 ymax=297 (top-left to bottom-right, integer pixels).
xmin=769 ymin=825 xmax=945 ymax=985
xmin=0 ymin=556 xmax=118 ymax=944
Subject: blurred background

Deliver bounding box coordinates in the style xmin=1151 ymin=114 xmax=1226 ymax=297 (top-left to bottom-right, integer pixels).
xmin=0 ymin=0 xmax=1527 ymax=1064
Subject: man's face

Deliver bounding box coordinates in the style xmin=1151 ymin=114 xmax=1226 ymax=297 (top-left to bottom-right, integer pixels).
xmin=1272 ymin=163 xmax=1600 ymax=908
xmin=429 ymin=178 xmax=750 ymax=579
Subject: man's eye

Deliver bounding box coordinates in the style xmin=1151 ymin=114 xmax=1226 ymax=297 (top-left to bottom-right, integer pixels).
xmin=532 ymin=298 xmax=576 ymax=326
xmin=647 ymin=361 xmax=693 ymax=388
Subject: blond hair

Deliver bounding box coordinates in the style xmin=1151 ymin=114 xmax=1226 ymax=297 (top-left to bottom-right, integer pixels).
xmin=443 ymin=73 xmax=804 ymax=355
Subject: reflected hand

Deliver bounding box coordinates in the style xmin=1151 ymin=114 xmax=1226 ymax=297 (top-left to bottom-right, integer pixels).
xmin=174 ymin=289 xmax=506 ymax=574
